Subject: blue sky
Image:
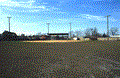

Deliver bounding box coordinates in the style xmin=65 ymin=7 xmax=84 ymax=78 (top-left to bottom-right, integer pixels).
xmin=0 ymin=0 xmax=120 ymax=36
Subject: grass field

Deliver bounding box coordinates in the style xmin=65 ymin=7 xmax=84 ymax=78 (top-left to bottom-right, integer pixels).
xmin=0 ymin=40 xmax=120 ymax=77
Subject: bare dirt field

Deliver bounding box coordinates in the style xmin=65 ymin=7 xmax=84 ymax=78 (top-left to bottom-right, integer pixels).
xmin=0 ymin=40 xmax=120 ymax=77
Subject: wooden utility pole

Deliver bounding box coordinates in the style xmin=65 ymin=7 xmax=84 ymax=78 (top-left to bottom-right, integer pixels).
xmin=7 ymin=17 xmax=11 ymax=32
xmin=105 ymin=15 xmax=111 ymax=41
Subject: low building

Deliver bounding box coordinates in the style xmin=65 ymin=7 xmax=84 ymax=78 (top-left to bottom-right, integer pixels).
xmin=110 ymin=35 xmax=120 ymax=38
xmin=40 ymin=35 xmax=50 ymax=40
xmin=47 ymin=33 xmax=69 ymax=40
xmin=110 ymin=35 xmax=120 ymax=40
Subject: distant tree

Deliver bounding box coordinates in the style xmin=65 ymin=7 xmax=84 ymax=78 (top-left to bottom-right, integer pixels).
xmin=74 ymin=30 xmax=82 ymax=37
xmin=36 ymin=32 xmax=41 ymax=36
xmin=19 ymin=34 xmax=29 ymax=40
xmin=92 ymin=27 xmax=98 ymax=37
xmin=56 ymin=35 xmax=59 ymax=40
xmin=73 ymin=34 xmax=75 ymax=37
xmin=21 ymin=34 xmax=25 ymax=37
xmin=0 ymin=34 xmax=1 ymax=37
xmin=84 ymin=27 xmax=99 ymax=39
xmin=1 ymin=31 xmax=17 ymax=41
xmin=102 ymin=33 xmax=108 ymax=37
xmin=110 ymin=27 xmax=119 ymax=35
xmin=41 ymin=33 xmax=47 ymax=35
xmin=84 ymin=28 xmax=93 ymax=37
xmin=89 ymin=27 xmax=97 ymax=40
xmin=68 ymin=31 xmax=74 ymax=38
xmin=97 ymin=33 xmax=102 ymax=37
xmin=0 ymin=34 xmax=1 ymax=41
xmin=33 ymin=35 xmax=36 ymax=37
xmin=32 ymin=34 xmax=40 ymax=40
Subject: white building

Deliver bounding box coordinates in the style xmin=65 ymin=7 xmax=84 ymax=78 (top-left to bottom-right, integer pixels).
xmin=110 ymin=35 xmax=120 ymax=40
xmin=110 ymin=35 xmax=120 ymax=37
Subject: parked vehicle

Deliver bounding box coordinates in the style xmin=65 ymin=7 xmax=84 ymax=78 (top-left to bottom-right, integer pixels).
xmin=73 ymin=37 xmax=80 ymax=40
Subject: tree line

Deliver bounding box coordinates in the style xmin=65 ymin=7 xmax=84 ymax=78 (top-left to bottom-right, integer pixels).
xmin=0 ymin=31 xmax=50 ymax=41
xmin=0 ymin=27 xmax=119 ymax=41
xmin=69 ymin=27 xmax=119 ymax=38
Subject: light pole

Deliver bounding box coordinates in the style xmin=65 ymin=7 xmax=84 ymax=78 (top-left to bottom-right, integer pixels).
xmin=69 ymin=22 xmax=71 ymax=38
xmin=47 ymin=23 xmax=50 ymax=35
xmin=105 ymin=15 xmax=111 ymax=41
xmin=7 ymin=17 xmax=11 ymax=32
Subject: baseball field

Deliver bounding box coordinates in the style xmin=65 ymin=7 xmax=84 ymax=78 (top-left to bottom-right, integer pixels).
xmin=0 ymin=40 xmax=120 ymax=77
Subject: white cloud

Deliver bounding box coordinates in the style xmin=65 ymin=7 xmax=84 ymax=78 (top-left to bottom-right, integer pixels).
xmin=0 ymin=0 xmax=45 ymax=9
xmin=0 ymin=0 xmax=8 ymax=2
xmin=0 ymin=0 xmax=63 ymax=13
xmin=75 ymin=13 xmax=118 ymax=22
xmin=9 ymin=22 xmax=38 ymax=35
xmin=82 ymin=14 xmax=104 ymax=20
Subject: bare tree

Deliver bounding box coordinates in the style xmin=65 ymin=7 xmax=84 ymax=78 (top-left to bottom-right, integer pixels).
xmin=74 ymin=30 xmax=82 ymax=37
xmin=84 ymin=28 xmax=92 ymax=37
xmin=92 ymin=27 xmax=98 ymax=37
xmin=103 ymin=33 xmax=108 ymax=37
xmin=68 ymin=31 xmax=74 ymax=38
xmin=110 ymin=27 xmax=119 ymax=35
xmin=42 ymin=33 xmax=47 ymax=35
xmin=21 ymin=34 xmax=25 ymax=37
xmin=36 ymin=32 xmax=41 ymax=36
xmin=84 ymin=27 xmax=98 ymax=38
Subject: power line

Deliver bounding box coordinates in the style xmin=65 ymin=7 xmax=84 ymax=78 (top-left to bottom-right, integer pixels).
xmin=7 ymin=17 xmax=11 ymax=32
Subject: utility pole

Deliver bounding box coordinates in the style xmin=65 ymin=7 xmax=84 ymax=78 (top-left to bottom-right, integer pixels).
xmin=7 ymin=17 xmax=11 ymax=32
xmin=47 ymin=23 xmax=50 ymax=35
xmin=69 ymin=22 xmax=71 ymax=38
xmin=105 ymin=15 xmax=111 ymax=41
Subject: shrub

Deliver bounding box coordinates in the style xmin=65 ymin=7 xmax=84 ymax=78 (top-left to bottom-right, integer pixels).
xmin=90 ymin=36 xmax=97 ymax=41
xmin=1 ymin=31 xmax=17 ymax=41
